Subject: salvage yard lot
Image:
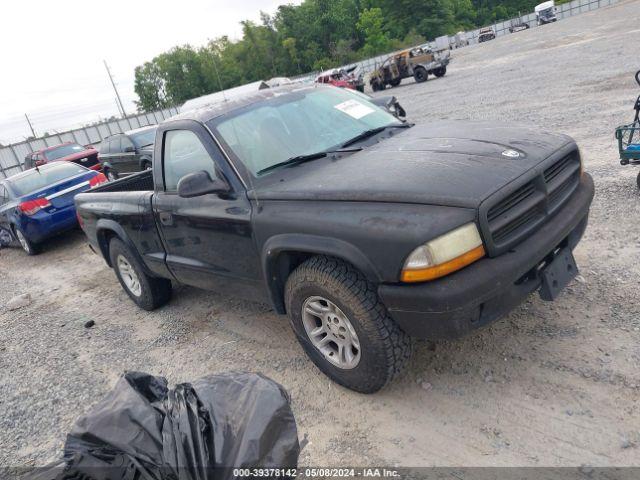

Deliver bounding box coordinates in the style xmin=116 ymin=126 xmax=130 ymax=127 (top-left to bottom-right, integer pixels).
xmin=1 ymin=0 xmax=639 ymax=468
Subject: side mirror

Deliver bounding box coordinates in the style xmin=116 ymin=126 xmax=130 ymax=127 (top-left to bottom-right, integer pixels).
xmin=177 ymin=170 xmax=230 ymax=198
xmin=124 ymin=146 xmax=136 ymax=153
xmin=371 ymin=96 xmax=406 ymax=119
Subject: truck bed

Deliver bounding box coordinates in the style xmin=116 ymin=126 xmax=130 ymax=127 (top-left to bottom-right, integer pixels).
xmin=92 ymin=170 xmax=154 ymax=193
xmin=74 ymin=169 xmax=159 ymax=266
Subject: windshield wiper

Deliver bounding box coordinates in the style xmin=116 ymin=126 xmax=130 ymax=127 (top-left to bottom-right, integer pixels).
xmin=340 ymin=123 xmax=412 ymax=148
xmin=256 ymin=147 xmax=363 ymax=176
xmin=257 ymin=152 xmax=329 ymax=176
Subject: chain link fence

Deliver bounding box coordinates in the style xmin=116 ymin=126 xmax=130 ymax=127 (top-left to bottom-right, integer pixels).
xmin=0 ymin=107 xmax=179 ymax=179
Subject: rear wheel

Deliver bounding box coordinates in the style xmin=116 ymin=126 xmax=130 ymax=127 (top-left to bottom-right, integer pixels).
xmin=371 ymin=80 xmax=385 ymax=92
xmin=285 ymin=256 xmax=412 ymax=393
xmin=414 ymin=67 xmax=428 ymax=83
xmin=636 ymin=171 xmax=640 ymax=190
xmin=142 ymin=160 xmax=152 ymax=170
xmin=433 ymin=66 xmax=447 ymax=77
xmin=109 ymin=238 xmax=172 ymax=310
xmin=13 ymin=226 xmax=39 ymax=255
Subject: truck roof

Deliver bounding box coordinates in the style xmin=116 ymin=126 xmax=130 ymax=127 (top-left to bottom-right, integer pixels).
xmin=535 ymin=1 xmax=555 ymax=11
xmin=167 ymin=83 xmax=321 ymax=125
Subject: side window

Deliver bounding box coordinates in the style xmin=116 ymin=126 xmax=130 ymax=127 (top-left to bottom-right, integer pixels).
xmin=121 ymin=136 xmax=135 ymax=152
xmin=99 ymin=139 xmax=110 ymax=154
xmin=163 ymin=130 xmax=217 ymax=192
xmin=110 ymin=136 xmax=122 ymax=153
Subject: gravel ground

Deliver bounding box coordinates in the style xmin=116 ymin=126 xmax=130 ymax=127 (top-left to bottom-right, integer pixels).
xmin=1 ymin=0 xmax=640 ymax=468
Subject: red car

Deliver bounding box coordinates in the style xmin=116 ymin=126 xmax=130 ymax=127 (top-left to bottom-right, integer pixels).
xmin=315 ymin=66 xmax=365 ymax=92
xmin=24 ymin=142 xmax=101 ymax=171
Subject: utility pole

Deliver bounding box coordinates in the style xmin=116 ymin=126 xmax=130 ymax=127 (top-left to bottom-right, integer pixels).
xmin=24 ymin=114 xmax=36 ymax=137
xmin=114 ymin=98 xmax=124 ymax=117
xmin=104 ymin=60 xmax=126 ymax=117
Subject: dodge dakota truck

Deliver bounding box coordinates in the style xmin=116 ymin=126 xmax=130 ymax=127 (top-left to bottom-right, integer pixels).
xmin=75 ymin=84 xmax=594 ymax=393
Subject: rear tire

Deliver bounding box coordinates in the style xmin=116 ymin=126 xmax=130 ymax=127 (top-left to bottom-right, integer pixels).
xmin=636 ymin=171 xmax=640 ymax=190
xmin=284 ymin=256 xmax=412 ymax=393
xmin=109 ymin=238 xmax=172 ymax=310
xmin=141 ymin=160 xmax=152 ymax=170
xmin=371 ymin=80 xmax=385 ymax=92
xmin=13 ymin=226 xmax=39 ymax=255
xmin=414 ymin=67 xmax=428 ymax=83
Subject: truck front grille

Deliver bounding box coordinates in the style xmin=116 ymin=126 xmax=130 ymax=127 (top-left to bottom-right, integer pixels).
xmin=480 ymin=150 xmax=581 ymax=256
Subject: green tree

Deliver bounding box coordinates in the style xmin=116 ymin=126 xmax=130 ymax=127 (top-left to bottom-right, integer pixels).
xmin=134 ymin=0 xmax=551 ymax=109
xmin=357 ymin=7 xmax=393 ymax=56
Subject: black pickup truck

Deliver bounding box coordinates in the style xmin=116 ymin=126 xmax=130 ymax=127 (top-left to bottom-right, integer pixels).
xmin=75 ymin=84 xmax=594 ymax=393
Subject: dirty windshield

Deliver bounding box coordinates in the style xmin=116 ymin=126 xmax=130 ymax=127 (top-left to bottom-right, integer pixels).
xmin=209 ymin=87 xmax=400 ymax=176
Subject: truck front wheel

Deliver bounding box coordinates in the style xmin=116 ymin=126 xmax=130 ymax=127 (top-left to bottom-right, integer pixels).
xmin=284 ymin=256 xmax=412 ymax=393
xmin=433 ymin=66 xmax=447 ymax=77
xmin=109 ymin=238 xmax=172 ymax=310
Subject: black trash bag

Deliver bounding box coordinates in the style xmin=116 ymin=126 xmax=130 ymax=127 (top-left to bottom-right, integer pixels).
xmin=39 ymin=371 xmax=299 ymax=480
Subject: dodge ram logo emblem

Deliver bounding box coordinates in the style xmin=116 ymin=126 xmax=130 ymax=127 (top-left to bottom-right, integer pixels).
xmin=502 ymin=149 xmax=520 ymax=158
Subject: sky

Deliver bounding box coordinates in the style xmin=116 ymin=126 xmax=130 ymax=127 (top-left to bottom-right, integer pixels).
xmin=0 ymin=0 xmax=299 ymax=145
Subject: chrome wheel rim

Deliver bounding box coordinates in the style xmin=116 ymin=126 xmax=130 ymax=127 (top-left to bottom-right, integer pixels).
xmin=117 ymin=255 xmax=142 ymax=297
xmin=106 ymin=171 xmax=117 ymax=181
xmin=15 ymin=229 xmax=30 ymax=253
xmin=302 ymin=296 xmax=361 ymax=369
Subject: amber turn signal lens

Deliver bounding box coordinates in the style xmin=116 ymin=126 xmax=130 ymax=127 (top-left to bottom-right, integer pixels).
xmin=401 ymin=245 xmax=485 ymax=282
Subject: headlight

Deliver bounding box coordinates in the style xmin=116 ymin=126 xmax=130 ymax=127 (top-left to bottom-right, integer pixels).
xmin=400 ymin=223 xmax=485 ymax=282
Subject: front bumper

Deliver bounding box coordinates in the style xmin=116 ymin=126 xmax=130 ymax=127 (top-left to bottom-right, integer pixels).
xmin=378 ymin=173 xmax=594 ymax=339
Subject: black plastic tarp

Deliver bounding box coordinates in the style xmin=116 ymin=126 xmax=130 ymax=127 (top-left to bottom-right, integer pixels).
xmin=32 ymin=371 xmax=299 ymax=480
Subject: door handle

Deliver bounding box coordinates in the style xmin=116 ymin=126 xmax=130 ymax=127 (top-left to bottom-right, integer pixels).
xmin=158 ymin=211 xmax=173 ymax=226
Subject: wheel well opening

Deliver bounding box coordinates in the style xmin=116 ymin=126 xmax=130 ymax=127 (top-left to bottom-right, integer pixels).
xmin=270 ymin=251 xmax=370 ymax=315
xmin=270 ymin=251 xmax=315 ymax=314
xmin=97 ymin=229 xmax=118 ymax=267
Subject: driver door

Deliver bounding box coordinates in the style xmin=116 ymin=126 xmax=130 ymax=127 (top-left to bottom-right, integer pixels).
xmin=152 ymin=122 xmax=265 ymax=300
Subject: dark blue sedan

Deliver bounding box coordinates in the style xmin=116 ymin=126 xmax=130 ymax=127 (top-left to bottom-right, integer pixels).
xmin=0 ymin=162 xmax=107 ymax=255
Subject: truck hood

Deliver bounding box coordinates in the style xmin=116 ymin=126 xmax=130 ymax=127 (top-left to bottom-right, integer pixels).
xmin=250 ymin=121 xmax=575 ymax=208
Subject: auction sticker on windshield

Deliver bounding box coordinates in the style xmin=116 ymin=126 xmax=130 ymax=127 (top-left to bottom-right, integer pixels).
xmin=334 ymin=99 xmax=375 ymax=119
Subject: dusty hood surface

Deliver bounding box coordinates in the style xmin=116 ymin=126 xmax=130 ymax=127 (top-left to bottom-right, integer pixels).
xmin=250 ymin=121 xmax=575 ymax=208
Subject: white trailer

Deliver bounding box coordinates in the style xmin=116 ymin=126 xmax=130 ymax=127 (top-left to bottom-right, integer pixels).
xmin=535 ymin=1 xmax=557 ymax=25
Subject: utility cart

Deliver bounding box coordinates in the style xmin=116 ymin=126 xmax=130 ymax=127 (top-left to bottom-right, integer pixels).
xmin=615 ymin=70 xmax=640 ymax=189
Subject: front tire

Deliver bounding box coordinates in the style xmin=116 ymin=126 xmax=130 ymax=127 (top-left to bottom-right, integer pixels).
xmin=433 ymin=66 xmax=447 ymax=78
xmin=109 ymin=238 xmax=172 ymax=310
xmin=0 ymin=226 xmax=13 ymax=248
xmin=285 ymin=256 xmax=412 ymax=393
xmin=636 ymin=171 xmax=640 ymax=190
xmin=13 ymin=226 xmax=39 ymax=255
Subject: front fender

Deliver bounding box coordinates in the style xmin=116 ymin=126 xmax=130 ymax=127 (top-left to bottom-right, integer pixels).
xmin=262 ymin=234 xmax=381 ymax=313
